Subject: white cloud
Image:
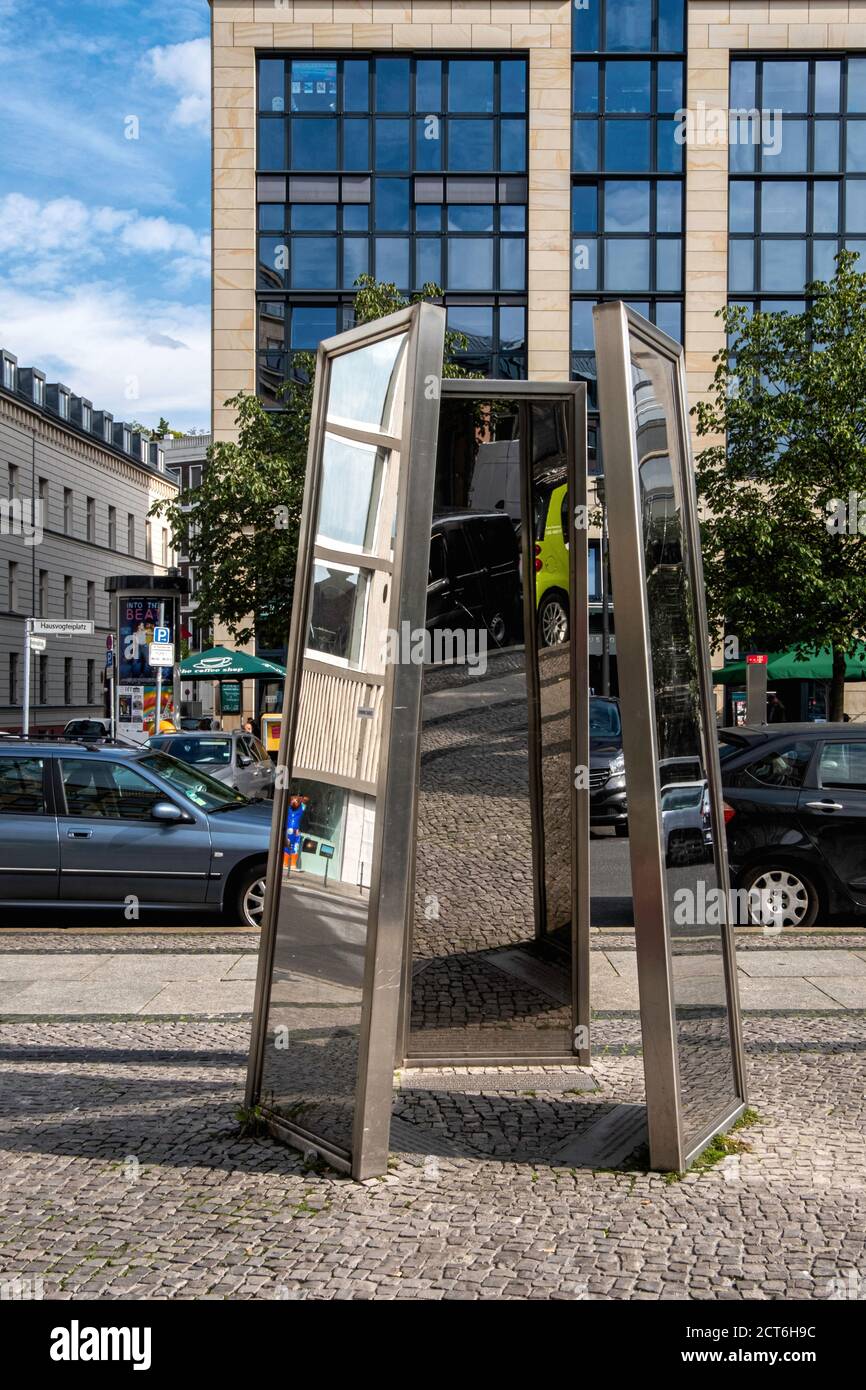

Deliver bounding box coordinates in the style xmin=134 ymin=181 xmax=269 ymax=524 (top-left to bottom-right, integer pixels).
xmin=0 ymin=193 xmax=210 ymax=286
xmin=145 ymin=37 xmax=210 ymax=134
xmin=0 ymin=280 xmax=210 ymax=433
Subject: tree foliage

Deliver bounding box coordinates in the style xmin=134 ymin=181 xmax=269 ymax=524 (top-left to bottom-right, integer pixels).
xmin=694 ymin=251 xmax=866 ymax=718
xmin=150 ymin=278 xmax=473 ymax=648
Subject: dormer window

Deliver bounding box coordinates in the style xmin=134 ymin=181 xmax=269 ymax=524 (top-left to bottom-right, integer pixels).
xmin=34 ymin=376 xmax=45 ymax=406
xmin=81 ymin=403 xmax=92 ymax=432
xmin=123 ymin=428 xmax=131 ymax=453
xmin=1 ymin=354 xmax=15 ymax=391
xmin=58 ymin=391 xmax=70 ymax=419
xmin=103 ymin=417 xmax=113 ymax=443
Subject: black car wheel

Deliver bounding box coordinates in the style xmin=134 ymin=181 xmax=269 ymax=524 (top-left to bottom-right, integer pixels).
xmin=487 ymin=612 xmax=507 ymax=647
xmin=236 ymin=864 xmax=268 ymax=928
xmin=739 ymin=864 xmax=820 ymax=929
xmin=538 ymin=591 xmax=569 ymax=647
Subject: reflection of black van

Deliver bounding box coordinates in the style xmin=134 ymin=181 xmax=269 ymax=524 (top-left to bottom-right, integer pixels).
xmin=426 ymin=510 xmax=523 ymax=649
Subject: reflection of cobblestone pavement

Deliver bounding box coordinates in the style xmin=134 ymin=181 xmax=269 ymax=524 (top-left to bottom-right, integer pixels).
xmin=1 ymin=1014 xmax=864 ymax=1299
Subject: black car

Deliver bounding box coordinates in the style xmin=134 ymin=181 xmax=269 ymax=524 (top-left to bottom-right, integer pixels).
xmin=720 ymin=722 xmax=866 ymax=926
xmin=426 ymin=510 xmax=523 ymax=650
xmin=589 ymin=696 xmax=627 ymax=833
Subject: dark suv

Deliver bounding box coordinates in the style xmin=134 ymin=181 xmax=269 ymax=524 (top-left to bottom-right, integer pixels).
xmin=589 ymin=696 xmax=627 ymax=833
xmin=720 ymin=722 xmax=866 ymax=926
xmin=426 ymin=510 xmax=523 ymax=650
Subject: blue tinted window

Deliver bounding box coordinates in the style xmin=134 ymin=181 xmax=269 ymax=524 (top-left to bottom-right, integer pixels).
xmin=656 ymin=238 xmax=682 ymax=291
xmin=657 ymin=180 xmax=682 ymax=232
xmin=291 ymin=60 xmax=337 ymax=112
xmin=730 ymin=62 xmax=756 ymax=110
xmin=259 ymin=118 xmax=285 ymax=168
xmin=760 ymin=239 xmax=806 ymax=291
xmin=259 ymin=203 xmax=284 ymax=231
xmin=763 ymin=61 xmax=808 ymax=113
xmin=343 ymin=118 xmax=369 ymax=170
xmin=448 ymin=238 xmax=494 ymax=290
xmin=849 ymin=59 xmax=866 ymax=114
xmin=814 ymin=121 xmax=840 ymax=171
xmin=845 ymin=238 xmax=866 ymax=264
xmin=343 ymin=204 xmax=369 ymax=231
xmin=572 ymin=0 xmax=600 ymax=52
xmin=605 ymin=62 xmax=651 ymax=114
xmin=291 ymin=118 xmax=336 ymax=170
xmin=572 ymin=184 xmax=597 ymax=230
xmin=501 ymin=306 xmax=525 ymax=348
xmin=450 ymin=60 xmax=493 ymax=113
xmin=500 ymin=239 xmax=526 ymax=290
xmin=500 ymin=120 xmax=526 ymax=172
xmin=605 ymin=180 xmax=650 ymax=231
xmin=448 ymin=204 xmax=493 ymax=231
xmin=846 ymin=179 xmax=866 ymax=231
xmin=572 ymin=237 xmax=598 ymax=290
xmin=376 ymin=237 xmax=410 ymax=286
xmin=448 ymin=120 xmax=494 ymax=170
xmin=416 ymin=238 xmax=441 ymax=288
xmin=816 ymin=61 xmax=841 ymax=113
xmin=258 ymin=237 xmax=288 ymax=288
xmin=813 ymin=240 xmax=839 ymax=281
xmin=259 ymin=60 xmax=284 ymax=113
xmin=376 ymin=59 xmax=409 ymax=113
xmin=605 ymin=238 xmax=650 ymax=290
xmin=729 ymin=136 xmax=756 ymax=174
xmin=415 ymin=204 xmax=442 ymax=232
xmin=729 ymin=240 xmax=755 ymax=293
xmin=762 ymin=120 xmax=807 ymax=172
xmin=291 ymin=306 xmax=337 ymax=349
xmin=814 ymin=181 xmax=839 ymax=233
xmin=572 ymin=120 xmax=599 ymax=171
xmin=847 ymin=122 xmax=866 ymax=172
xmin=375 ymin=178 xmax=410 ymax=231
xmin=291 ymin=204 xmax=337 ymax=231
xmin=292 ymin=238 xmax=337 ymax=289
xmin=343 ymin=238 xmax=368 ymax=287
xmin=761 ymin=181 xmax=807 ymax=234
xmin=375 ymin=119 xmax=410 ymax=170
xmin=501 ymin=204 xmax=526 ymax=231
xmin=571 ymin=299 xmax=596 ymax=351
xmin=606 ymin=0 xmax=652 ymax=52
xmin=656 ymin=120 xmax=683 ymax=172
xmin=573 ymin=63 xmax=599 ymax=114
xmin=344 ymin=60 xmax=368 ymax=113
xmin=657 ymin=62 xmax=683 ymax=113
xmin=415 ymin=117 xmax=443 ymax=170
xmin=728 ymin=182 xmax=754 ymax=234
xmin=416 ymin=59 xmax=441 ymax=111
xmin=448 ymin=305 xmax=492 ymax=343
xmin=501 ymin=61 xmax=526 ymax=113
xmin=605 ymin=120 xmax=650 ymax=171
xmin=658 ymin=0 xmax=684 ymax=51
xmin=654 ymin=300 xmax=682 ymax=342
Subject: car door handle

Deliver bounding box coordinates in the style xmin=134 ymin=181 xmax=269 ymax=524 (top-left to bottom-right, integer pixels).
xmin=67 ymin=829 xmax=93 ymax=839
xmin=804 ymin=800 xmax=844 ymax=812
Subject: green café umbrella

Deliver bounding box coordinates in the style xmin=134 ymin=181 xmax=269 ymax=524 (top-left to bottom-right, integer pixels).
xmin=179 ymin=645 xmax=286 ymax=680
xmin=713 ymin=645 xmax=866 ymax=685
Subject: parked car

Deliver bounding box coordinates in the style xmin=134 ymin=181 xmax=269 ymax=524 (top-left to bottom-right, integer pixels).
xmin=661 ymin=780 xmax=712 ymax=866
xmin=426 ymin=510 xmax=523 ymax=651
xmin=533 ymin=474 xmax=570 ymax=647
xmin=589 ymin=696 xmax=628 ymax=834
xmin=63 ymin=718 xmax=111 ymax=740
xmin=0 ymin=742 xmax=272 ymax=926
xmin=720 ymin=722 xmax=866 ymax=926
xmin=146 ymin=730 xmax=274 ymax=800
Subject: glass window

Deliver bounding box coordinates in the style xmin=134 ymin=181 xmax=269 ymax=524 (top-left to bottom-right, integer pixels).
xmin=658 ymin=0 xmax=684 ymax=51
xmin=501 ymin=204 xmax=526 ymax=232
xmin=259 ymin=59 xmax=284 ymax=113
xmin=448 ymin=238 xmax=494 ymax=290
xmin=729 ymin=240 xmax=755 ymax=293
xmin=500 ymin=239 xmax=526 ymax=291
xmin=307 ymin=563 xmax=369 ymax=665
xmin=0 ymin=757 xmax=45 ymax=814
xmin=763 ymin=60 xmax=808 ymax=113
xmin=415 ymin=204 xmax=441 ymax=232
xmin=501 ymin=60 xmax=526 ymax=114
xmin=656 ymin=238 xmax=682 ymax=291
xmin=846 ymin=179 xmax=866 ymax=232
xmin=416 ymin=59 xmax=441 ymax=112
xmin=318 ymin=435 xmax=388 ymax=552
xmin=573 ymin=62 xmax=599 ymax=115
xmin=813 ymin=239 xmax=839 ymax=282
xmin=60 ymin=759 xmax=165 ymax=820
xmin=375 ymin=119 xmax=410 ymax=171
xmin=761 ymin=181 xmax=807 ymax=234
xmin=415 ymin=237 xmax=441 ymax=287
xmin=447 ymin=305 xmax=492 ymax=342
xmin=729 ymin=182 xmax=754 ymax=234
xmin=760 ymin=239 xmax=807 ymax=291
xmin=259 ymin=203 xmax=284 ymax=231
xmin=763 ymin=119 xmax=807 ymax=172
xmin=572 ymin=0 xmax=600 ymax=51
xmin=291 ymin=204 xmax=337 ymax=231
xmin=657 ymin=180 xmax=682 ymax=232
xmin=730 ymin=61 xmax=756 ymax=110
xmin=606 ymin=0 xmax=652 ymax=52
xmin=571 ymin=298 xmax=596 ymax=352
xmin=343 ymin=118 xmax=369 ymax=170
xmin=415 ymin=116 xmax=442 ymax=170
xmin=572 ymin=120 xmax=599 ymax=172
xmin=572 ymin=236 xmax=598 ymax=290
xmin=604 ymin=120 xmax=650 ymax=171
xmin=447 ymin=204 xmax=493 ymax=232
xmin=258 ymin=118 xmax=285 ymax=168
xmin=605 ymin=179 xmax=650 ymax=232
xmin=165 ymin=737 xmax=232 ymax=766
xmin=605 ymin=238 xmax=650 ymax=290
xmin=572 ymin=183 xmax=598 ymax=231
xmin=655 ymin=300 xmax=682 ymax=341
xmin=291 ymin=306 xmax=337 ymax=349
xmin=605 ymin=62 xmax=651 ymax=114
xmin=449 ymin=59 xmax=493 ymax=114
xmin=819 ymin=742 xmax=866 ymax=788
xmin=448 ymin=120 xmax=494 ymax=171
xmin=814 ymin=181 xmax=840 ymax=233
xmin=500 ymin=120 xmax=526 ymax=173
xmin=327 ymin=332 xmax=407 ymax=431
xmin=376 ymin=58 xmax=410 ymax=113
xmin=847 ymin=58 xmax=866 ymax=114
xmin=343 ymin=237 xmax=369 ymax=287
xmin=291 ymin=118 xmax=337 ymax=170
xmin=500 ymin=305 xmax=525 ymax=348
xmin=847 ymin=121 xmax=866 ymax=172
xmin=344 ymin=204 xmax=369 ymax=232
xmin=292 ymin=238 xmax=337 ymax=289
xmin=656 ymin=119 xmax=683 ymax=172
xmin=258 ymin=236 xmax=288 ymax=289
xmin=814 ymin=121 xmax=840 ymax=172
xmin=344 ymin=60 xmax=368 ymax=113
xmin=657 ymin=62 xmax=683 ymax=114
xmin=816 ymin=61 xmax=841 ymax=113
xmin=375 ymin=177 xmax=410 ymax=231
xmin=291 ymin=59 xmax=337 ymax=113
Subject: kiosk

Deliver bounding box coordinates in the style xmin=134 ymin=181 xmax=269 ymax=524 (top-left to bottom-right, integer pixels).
xmin=245 ymin=301 xmax=746 ymax=1178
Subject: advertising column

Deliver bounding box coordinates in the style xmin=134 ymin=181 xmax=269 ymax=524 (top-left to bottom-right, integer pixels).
xmin=105 ymin=574 xmax=188 ymax=742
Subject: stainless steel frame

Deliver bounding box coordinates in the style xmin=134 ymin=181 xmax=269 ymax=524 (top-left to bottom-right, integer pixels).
xmin=398 ymin=379 xmax=590 ymax=1069
xmin=593 ymin=301 xmax=748 ymax=1172
xmin=245 ymin=302 xmax=447 ymax=1180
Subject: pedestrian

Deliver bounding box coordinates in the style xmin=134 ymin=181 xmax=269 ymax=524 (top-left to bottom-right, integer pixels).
xmin=243 ymin=717 xmax=254 ymax=735
xmin=767 ymin=693 xmax=787 ymax=723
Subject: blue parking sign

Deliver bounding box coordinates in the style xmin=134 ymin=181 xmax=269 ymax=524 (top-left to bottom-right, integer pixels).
xmin=154 ymin=626 xmax=170 ymax=644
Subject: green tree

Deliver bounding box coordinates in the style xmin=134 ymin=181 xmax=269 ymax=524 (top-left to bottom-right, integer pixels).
xmin=150 ymin=278 xmax=474 ymax=648
xmin=694 ymin=251 xmax=866 ymax=720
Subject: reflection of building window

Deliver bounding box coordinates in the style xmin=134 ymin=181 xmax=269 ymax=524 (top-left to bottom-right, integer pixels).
xmin=306 ymin=562 xmax=369 ymax=667
xmin=292 ymin=777 xmax=347 ymax=881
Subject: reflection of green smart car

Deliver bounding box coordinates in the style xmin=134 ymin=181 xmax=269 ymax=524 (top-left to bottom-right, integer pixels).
xmin=533 ymin=479 xmax=570 ymax=646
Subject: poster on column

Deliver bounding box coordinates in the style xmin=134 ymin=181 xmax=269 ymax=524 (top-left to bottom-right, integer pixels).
xmin=118 ymin=596 xmax=173 ymax=734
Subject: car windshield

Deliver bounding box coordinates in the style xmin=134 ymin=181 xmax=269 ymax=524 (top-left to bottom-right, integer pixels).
xmin=137 ymin=753 xmax=249 ymax=812
xmin=589 ymin=699 xmax=621 ymax=736
xmin=719 ymin=735 xmax=749 ymax=762
xmin=162 ymin=737 xmax=232 ymax=766
xmin=662 ymin=785 xmax=703 ymax=810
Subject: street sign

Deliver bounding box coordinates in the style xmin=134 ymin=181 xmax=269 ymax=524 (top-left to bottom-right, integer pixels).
xmin=105 ymin=650 xmax=114 ymax=669
xmin=30 ymin=619 xmax=94 ymax=637
xmin=105 ymin=634 xmax=114 ymax=650
xmin=30 ymin=636 xmax=47 ymax=653
xmin=148 ymin=642 xmax=174 ymax=668
xmin=154 ymin=626 xmax=170 ymax=645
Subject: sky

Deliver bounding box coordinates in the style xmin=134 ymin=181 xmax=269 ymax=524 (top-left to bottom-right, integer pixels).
xmin=0 ymin=0 xmax=212 ymax=433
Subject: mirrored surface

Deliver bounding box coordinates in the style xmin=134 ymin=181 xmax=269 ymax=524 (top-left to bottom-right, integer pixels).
xmin=409 ymin=396 xmax=577 ymax=1059
xmin=629 ymin=334 xmax=738 ymax=1146
xmin=259 ymin=329 xmax=408 ymax=1156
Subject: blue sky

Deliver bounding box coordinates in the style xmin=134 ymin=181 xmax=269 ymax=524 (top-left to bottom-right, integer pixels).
xmin=0 ymin=0 xmax=212 ymax=432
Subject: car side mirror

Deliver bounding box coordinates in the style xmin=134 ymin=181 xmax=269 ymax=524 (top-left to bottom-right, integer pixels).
xmin=237 ymin=754 xmax=252 ymax=768
xmin=151 ymin=801 xmax=189 ymax=824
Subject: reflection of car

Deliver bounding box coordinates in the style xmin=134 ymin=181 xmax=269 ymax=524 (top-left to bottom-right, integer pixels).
xmin=533 ymin=479 xmax=570 ymax=647
xmin=426 ymin=510 xmax=522 ymax=650
xmin=720 ymin=722 xmax=866 ymax=927
xmin=661 ymin=781 xmax=712 ymax=865
xmin=147 ymin=730 xmax=274 ymax=800
xmin=0 ymin=742 xmax=273 ymax=926
xmin=589 ymin=696 xmax=628 ymax=834
xmin=63 ymin=718 xmax=111 ymax=739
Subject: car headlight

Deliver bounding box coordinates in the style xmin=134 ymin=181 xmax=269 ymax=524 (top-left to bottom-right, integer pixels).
xmin=609 ymin=751 xmax=625 ymax=777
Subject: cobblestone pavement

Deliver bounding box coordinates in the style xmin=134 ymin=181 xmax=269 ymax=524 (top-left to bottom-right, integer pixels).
xmin=0 ymin=1012 xmax=863 ymax=1300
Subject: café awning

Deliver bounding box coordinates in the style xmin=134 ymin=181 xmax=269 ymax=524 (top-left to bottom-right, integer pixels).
xmin=179 ymin=645 xmax=286 ymax=680
xmin=713 ymin=645 xmax=866 ymax=685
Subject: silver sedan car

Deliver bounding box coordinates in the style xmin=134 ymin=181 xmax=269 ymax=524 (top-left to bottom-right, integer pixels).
xmin=147 ymin=730 xmax=275 ymax=800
